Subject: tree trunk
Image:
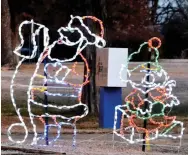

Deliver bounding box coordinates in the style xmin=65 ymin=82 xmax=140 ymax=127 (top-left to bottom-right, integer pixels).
xmin=1 ymin=0 xmax=17 ymax=67
xmin=11 ymin=24 xmax=19 ymax=64
xmin=90 ymin=47 xmax=98 ymax=114
xmin=150 ymin=0 xmax=159 ymax=24
xmin=82 ymin=45 xmax=98 ymax=114
xmin=82 ymin=0 xmax=101 ymax=115
xmin=100 ymin=0 xmax=108 ymax=46
xmin=81 ymin=0 xmax=107 ymax=115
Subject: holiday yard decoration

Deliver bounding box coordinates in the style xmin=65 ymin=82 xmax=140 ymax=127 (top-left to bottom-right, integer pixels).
xmin=8 ymin=15 xmax=105 ymax=146
xmin=113 ymin=37 xmax=184 ymax=147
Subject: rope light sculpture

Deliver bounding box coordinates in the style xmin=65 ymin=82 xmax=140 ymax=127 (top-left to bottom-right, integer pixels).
xmin=8 ymin=15 xmax=106 ymax=146
xmin=113 ymin=37 xmax=184 ymax=147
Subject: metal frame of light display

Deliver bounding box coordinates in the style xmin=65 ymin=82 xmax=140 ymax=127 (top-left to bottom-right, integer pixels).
xmin=113 ymin=37 xmax=184 ymax=148
xmin=8 ymin=15 xmax=106 ymax=146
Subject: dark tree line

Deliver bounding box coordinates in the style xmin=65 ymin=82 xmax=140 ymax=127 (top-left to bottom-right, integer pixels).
xmin=2 ymin=0 xmax=188 ymax=66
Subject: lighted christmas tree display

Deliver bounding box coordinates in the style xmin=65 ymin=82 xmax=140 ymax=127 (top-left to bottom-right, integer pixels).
xmin=113 ymin=37 xmax=184 ymax=147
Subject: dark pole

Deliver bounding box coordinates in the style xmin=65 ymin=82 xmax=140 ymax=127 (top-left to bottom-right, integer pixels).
xmin=44 ymin=56 xmax=49 ymax=145
xmin=142 ymin=48 xmax=151 ymax=152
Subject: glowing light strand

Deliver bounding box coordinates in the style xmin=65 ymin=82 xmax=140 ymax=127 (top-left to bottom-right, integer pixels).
xmin=114 ymin=37 xmax=184 ymax=144
xmin=8 ymin=20 xmax=47 ymax=144
xmin=8 ymin=15 xmax=106 ymax=146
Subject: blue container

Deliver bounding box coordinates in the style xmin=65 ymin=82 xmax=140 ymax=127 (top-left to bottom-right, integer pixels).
xmin=99 ymin=87 xmax=122 ymax=128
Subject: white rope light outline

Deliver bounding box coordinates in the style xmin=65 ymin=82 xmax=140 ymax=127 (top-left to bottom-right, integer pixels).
xmin=8 ymin=20 xmax=47 ymax=144
xmin=8 ymin=15 xmax=106 ymax=146
xmin=113 ymin=39 xmax=184 ymax=145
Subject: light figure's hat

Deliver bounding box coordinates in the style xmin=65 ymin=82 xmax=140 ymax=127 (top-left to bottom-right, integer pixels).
xmin=128 ymin=37 xmax=162 ymax=72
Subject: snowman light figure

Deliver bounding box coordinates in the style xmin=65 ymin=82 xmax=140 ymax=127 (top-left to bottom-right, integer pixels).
xmin=8 ymin=15 xmax=106 ymax=146
xmin=113 ymin=37 xmax=184 ymax=144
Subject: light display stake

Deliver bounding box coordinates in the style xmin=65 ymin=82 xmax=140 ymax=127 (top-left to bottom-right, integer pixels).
xmin=43 ymin=54 xmax=48 ymax=145
xmin=142 ymin=40 xmax=152 ymax=152
xmin=113 ymin=37 xmax=184 ymax=150
xmin=8 ymin=15 xmax=106 ymax=146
